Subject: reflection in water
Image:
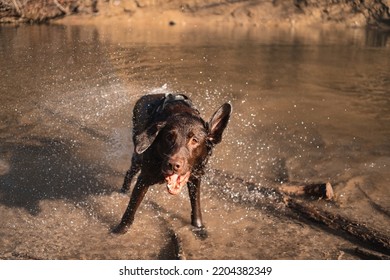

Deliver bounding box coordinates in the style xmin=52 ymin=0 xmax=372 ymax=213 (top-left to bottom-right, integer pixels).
xmin=0 ymin=24 xmax=389 ymax=259
xmin=365 ymin=29 xmax=390 ymax=48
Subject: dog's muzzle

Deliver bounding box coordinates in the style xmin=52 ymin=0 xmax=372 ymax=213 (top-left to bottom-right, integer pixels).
xmin=165 ymin=172 xmax=191 ymax=195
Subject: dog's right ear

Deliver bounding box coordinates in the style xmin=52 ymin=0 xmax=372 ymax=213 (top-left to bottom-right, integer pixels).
xmin=134 ymin=121 xmax=166 ymax=154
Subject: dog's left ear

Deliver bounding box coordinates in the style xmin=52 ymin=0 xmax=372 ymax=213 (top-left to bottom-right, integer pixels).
xmin=208 ymin=103 xmax=232 ymax=145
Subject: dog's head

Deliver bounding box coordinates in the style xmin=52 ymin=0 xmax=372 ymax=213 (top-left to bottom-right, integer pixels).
xmin=135 ymin=103 xmax=232 ymax=195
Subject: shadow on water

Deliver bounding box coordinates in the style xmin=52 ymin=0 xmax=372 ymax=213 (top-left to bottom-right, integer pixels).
xmin=0 ymin=138 xmax=116 ymax=215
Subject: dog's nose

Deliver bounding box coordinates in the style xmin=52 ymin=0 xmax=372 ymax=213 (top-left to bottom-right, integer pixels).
xmin=168 ymin=159 xmax=183 ymax=173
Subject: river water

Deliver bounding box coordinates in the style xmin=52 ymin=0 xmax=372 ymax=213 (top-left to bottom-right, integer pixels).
xmin=0 ymin=23 xmax=389 ymax=259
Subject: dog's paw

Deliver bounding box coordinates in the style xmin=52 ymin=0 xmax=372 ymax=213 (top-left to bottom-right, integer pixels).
xmin=192 ymin=226 xmax=208 ymax=240
xmin=111 ymin=224 xmax=128 ymax=235
xmin=119 ymin=187 xmax=130 ymax=194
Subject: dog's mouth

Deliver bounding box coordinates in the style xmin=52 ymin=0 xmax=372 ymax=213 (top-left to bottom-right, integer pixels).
xmin=165 ymin=171 xmax=191 ymax=195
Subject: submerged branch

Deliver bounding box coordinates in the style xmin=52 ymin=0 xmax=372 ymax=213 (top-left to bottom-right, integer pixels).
xmin=354 ymin=247 xmax=390 ymax=260
xmin=207 ymin=168 xmax=390 ymax=257
xmin=285 ymin=198 xmax=390 ymax=255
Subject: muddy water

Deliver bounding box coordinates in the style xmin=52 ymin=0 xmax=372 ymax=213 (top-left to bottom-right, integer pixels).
xmin=0 ymin=24 xmax=389 ymax=259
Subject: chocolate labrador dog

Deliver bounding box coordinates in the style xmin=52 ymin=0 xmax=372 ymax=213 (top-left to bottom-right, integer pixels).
xmin=113 ymin=93 xmax=231 ymax=235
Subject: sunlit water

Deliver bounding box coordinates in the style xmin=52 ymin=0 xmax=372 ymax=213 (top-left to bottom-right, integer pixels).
xmin=0 ymin=24 xmax=389 ymax=259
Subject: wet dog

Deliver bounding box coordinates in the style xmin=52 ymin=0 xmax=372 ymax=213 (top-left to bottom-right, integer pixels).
xmin=112 ymin=93 xmax=231 ymax=235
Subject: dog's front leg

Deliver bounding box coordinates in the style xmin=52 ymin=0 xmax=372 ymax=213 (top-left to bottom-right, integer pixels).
xmin=188 ymin=177 xmax=208 ymax=239
xmin=112 ymin=176 xmax=149 ymax=234
xmin=187 ymin=177 xmax=203 ymax=228
xmin=121 ymin=154 xmax=142 ymax=193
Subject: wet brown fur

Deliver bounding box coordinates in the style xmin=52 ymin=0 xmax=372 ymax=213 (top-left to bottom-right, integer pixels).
xmin=112 ymin=93 xmax=231 ymax=236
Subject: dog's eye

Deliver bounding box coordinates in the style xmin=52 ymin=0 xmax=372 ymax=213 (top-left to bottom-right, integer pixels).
xmin=191 ymin=137 xmax=199 ymax=145
xmin=165 ymin=133 xmax=175 ymax=143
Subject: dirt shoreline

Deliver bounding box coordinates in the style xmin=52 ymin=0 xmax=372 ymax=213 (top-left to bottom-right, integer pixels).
xmin=1 ymin=0 xmax=390 ymax=29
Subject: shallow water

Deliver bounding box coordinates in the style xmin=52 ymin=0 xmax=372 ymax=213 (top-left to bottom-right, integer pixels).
xmin=0 ymin=24 xmax=389 ymax=259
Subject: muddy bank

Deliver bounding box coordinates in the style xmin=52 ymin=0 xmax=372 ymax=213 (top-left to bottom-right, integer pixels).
xmin=1 ymin=0 xmax=390 ymax=28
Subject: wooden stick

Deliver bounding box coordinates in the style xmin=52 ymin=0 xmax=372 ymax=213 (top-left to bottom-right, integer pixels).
xmin=279 ymin=182 xmax=334 ymax=200
xmin=354 ymin=247 xmax=390 ymax=260
xmin=207 ymin=168 xmax=390 ymax=256
xmin=53 ymin=0 xmax=68 ymax=14
xmin=285 ymin=197 xmax=390 ymax=255
xmin=11 ymin=0 xmax=22 ymax=15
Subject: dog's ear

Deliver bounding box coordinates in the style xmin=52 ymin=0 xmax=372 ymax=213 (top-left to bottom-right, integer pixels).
xmin=134 ymin=121 xmax=166 ymax=154
xmin=208 ymin=103 xmax=232 ymax=145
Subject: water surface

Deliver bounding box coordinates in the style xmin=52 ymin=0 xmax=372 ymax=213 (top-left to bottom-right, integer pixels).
xmin=0 ymin=24 xmax=389 ymax=259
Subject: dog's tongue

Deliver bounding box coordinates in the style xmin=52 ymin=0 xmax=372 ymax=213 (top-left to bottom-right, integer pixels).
xmin=165 ymin=172 xmax=190 ymax=195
